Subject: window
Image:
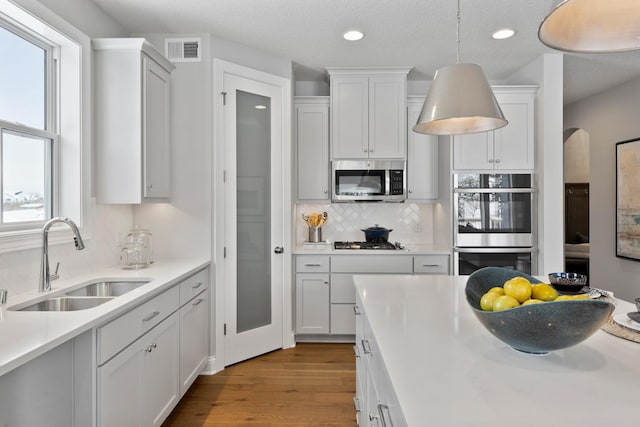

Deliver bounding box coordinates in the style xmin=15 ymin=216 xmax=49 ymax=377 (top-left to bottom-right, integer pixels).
xmin=0 ymin=22 xmax=56 ymax=227
xmin=0 ymin=0 xmax=91 ymax=251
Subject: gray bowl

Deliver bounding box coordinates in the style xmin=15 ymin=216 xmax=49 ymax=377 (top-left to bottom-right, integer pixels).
xmin=465 ymin=267 xmax=615 ymax=354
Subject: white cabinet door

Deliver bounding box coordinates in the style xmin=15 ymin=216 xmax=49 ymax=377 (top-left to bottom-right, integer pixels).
xmin=369 ymin=75 xmax=407 ymax=159
xmin=329 ymin=69 xmax=409 ymax=160
xmin=492 ymin=93 xmax=534 ymax=170
xmin=407 ymin=100 xmax=439 ymax=200
xmin=145 ymin=312 xmax=180 ymax=427
xmin=453 ymin=88 xmax=535 ymax=171
xmin=331 ymin=76 xmax=369 ymax=158
xmin=295 ymin=98 xmax=330 ymax=200
xmin=295 ymin=273 xmax=330 ymax=334
xmin=179 ymin=289 xmax=209 ymax=395
xmin=143 ymin=54 xmax=172 ymax=199
xmin=93 ymin=38 xmax=174 ymax=204
xmin=98 ymin=336 xmax=144 ymax=427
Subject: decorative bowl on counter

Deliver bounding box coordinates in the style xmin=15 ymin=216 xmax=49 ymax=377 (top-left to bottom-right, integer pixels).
xmin=465 ymin=267 xmax=615 ymax=354
xmin=548 ymin=272 xmax=588 ymax=293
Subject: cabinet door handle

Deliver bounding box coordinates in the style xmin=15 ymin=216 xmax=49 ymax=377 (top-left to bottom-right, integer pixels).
xmin=147 ymin=184 xmax=153 ymax=189
xmin=274 ymin=246 xmax=284 ymax=254
xmin=142 ymin=311 xmax=160 ymax=322
xmin=363 ymin=147 xmax=369 ymax=153
xmin=353 ymin=305 xmax=361 ymax=315
xmin=422 ymin=264 xmax=441 ymax=267
xmin=191 ymin=282 xmax=203 ymax=289
xmin=323 ymin=189 xmax=328 ymax=194
xmin=488 ymin=158 xmax=495 ymax=163
xmin=192 ymin=298 xmax=204 ymax=306
xmin=495 ymin=158 xmax=501 ymax=163
xmin=361 ymin=339 xmax=372 ymax=355
xmin=378 ymin=404 xmax=393 ymax=427
xmin=353 ymin=345 xmax=361 ymax=359
xmin=353 ymin=396 xmax=361 ymax=412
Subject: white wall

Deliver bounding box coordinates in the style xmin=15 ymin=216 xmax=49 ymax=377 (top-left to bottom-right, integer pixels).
xmin=0 ymin=0 xmax=132 ymax=298
xmin=564 ymin=129 xmax=590 ymax=183
xmin=507 ymin=53 xmax=565 ymax=275
xmin=565 ymin=75 xmax=640 ymax=302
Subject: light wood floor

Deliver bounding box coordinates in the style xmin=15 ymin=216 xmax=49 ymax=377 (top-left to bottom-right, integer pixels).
xmin=162 ymin=343 xmax=357 ymax=427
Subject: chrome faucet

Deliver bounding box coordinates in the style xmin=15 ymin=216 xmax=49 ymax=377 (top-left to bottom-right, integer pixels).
xmin=39 ymin=217 xmax=85 ymax=292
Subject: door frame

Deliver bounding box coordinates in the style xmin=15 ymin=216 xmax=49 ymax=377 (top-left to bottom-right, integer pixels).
xmin=211 ymin=59 xmax=294 ymax=373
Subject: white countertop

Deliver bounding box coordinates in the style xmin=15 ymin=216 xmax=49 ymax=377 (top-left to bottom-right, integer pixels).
xmin=0 ymin=258 xmax=210 ymax=377
xmin=293 ymin=243 xmax=451 ymax=255
xmin=354 ymin=274 xmax=638 ymax=427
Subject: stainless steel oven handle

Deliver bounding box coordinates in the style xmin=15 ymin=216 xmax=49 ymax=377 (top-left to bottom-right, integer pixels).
xmin=454 ymin=188 xmax=535 ymax=194
xmin=455 ymin=247 xmax=536 ymax=254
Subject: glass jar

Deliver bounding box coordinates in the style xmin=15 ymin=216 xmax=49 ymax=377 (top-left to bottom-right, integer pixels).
xmin=121 ymin=226 xmax=154 ymax=269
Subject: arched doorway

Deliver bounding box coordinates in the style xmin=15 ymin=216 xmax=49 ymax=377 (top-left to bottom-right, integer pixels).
xmin=563 ymin=128 xmax=590 ymax=280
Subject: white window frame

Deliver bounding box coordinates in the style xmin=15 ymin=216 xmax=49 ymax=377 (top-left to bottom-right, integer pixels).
xmin=0 ymin=0 xmax=92 ymax=253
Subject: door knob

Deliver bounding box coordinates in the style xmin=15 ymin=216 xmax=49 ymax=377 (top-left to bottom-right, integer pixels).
xmin=274 ymin=246 xmax=284 ymax=254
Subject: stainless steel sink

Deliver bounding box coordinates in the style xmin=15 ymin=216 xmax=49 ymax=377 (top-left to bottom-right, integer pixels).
xmin=64 ymin=280 xmax=150 ymax=297
xmin=17 ymin=296 xmax=114 ymax=312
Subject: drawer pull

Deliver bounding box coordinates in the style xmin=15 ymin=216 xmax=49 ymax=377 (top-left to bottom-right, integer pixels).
xmin=191 ymin=282 xmax=203 ymax=289
xmin=304 ymin=263 xmax=322 ymax=267
xmin=378 ymin=404 xmax=393 ymax=427
xmin=422 ymin=264 xmax=441 ymax=267
xmin=361 ymin=339 xmax=372 ymax=355
xmin=192 ymin=298 xmax=204 ymax=306
xmin=142 ymin=311 xmax=160 ymax=322
xmin=353 ymin=305 xmax=361 ymax=315
xmin=353 ymin=396 xmax=361 ymax=412
xmin=353 ymin=345 xmax=361 ymax=358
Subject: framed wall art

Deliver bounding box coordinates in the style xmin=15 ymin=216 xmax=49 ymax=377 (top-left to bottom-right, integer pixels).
xmin=616 ymin=137 xmax=640 ymax=260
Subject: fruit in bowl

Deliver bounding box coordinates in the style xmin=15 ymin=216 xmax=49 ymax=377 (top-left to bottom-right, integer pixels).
xmin=465 ymin=267 xmax=614 ymax=354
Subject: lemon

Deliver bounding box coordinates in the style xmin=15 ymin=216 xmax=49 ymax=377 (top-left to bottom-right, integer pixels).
xmin=554 ymin=295 xmax=573 ymax=301
xmin=522 ymin=298 xmax=544 ymax=306
xmin=492 ymin=295 xmax=520 ymax=311
xmin=487 ymin=286 xmax=505 ymax=295
xmin=571 ymin=294 xmax=590 ymax=300
xmin=503 ymin=277 xmax=532 ymax=303
xmin=480 ymin=292 xmax=501 ymax=311
xmin=531 ymin=283 xmax=559 ymax=301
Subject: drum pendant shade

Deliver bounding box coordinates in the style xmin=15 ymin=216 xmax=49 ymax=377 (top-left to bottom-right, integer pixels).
xmin=539 ymin=0 xmax=640 ymax=53
xmin=412 ymin=63 xmax=507 ymax=135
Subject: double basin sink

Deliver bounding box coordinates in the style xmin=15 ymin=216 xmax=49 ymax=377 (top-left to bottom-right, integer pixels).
xmin=14 ymin=279 xmax=151 ymax=312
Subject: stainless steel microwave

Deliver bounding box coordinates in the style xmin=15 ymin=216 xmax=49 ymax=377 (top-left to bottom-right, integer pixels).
xmin=331 ymin=160 xmax=406 ymax=202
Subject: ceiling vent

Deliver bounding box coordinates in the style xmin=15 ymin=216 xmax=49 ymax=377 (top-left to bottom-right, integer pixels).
xmin=164 ymin=37 xmax=201 ymax=63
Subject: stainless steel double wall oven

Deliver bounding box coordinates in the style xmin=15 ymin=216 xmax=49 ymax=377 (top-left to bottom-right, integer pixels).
xmin=453 ymin=173 xmax=537 ymax=275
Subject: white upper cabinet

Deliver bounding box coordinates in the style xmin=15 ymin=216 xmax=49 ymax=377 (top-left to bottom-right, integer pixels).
xmin=453 ymin=87 xmax=536 ymax=171
xmin=407 ymin=97 xmax=439 ymax=201
xmin=94 ymin=38 xmax=175 ymax=204
xmin=328 ymin=68 xmax=411 ymax=159
xmin=294 ymin=97 xmax=330 ymax=201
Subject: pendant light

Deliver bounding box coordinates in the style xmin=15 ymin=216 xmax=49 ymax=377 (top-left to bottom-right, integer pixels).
xmin=539 ymin=0 xmax=640 ymax=53
xmin=413 ymin=0 xmax=507 ymax=135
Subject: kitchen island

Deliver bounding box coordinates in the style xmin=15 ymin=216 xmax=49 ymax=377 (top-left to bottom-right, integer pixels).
xmin=354 ymin=274 xmax=638 ymax=427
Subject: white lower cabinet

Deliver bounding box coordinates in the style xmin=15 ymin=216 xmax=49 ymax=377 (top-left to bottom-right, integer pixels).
xmin=179 ymin=288 xmax=209 ymax=394
xmin=96 ymin=267 xmax=209 ymax=427
xmin=355 ymin=292 xmax=407 ymax=427
xmin=98 ymin=311 xmax=179 ymax=427
xmin=295 ymin=273 xmax=330 ymax=334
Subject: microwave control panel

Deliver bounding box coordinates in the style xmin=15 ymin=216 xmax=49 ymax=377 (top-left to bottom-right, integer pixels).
xmin=390 ymin=170 xmax=404 ymax=195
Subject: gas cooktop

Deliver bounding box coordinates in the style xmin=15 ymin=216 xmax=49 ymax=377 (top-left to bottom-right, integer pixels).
xmin=334 ymin=241 xmax=401 ymax=250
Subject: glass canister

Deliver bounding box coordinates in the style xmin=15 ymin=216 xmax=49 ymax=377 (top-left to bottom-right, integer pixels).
xmin=121 ymin=226 xmax=154 ymax=269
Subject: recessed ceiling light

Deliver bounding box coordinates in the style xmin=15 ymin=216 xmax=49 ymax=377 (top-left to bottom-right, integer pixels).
xmin=343 ymin=30 xmax=364 ymax=41
xmin=492 ymin=28 xmax=516 ymax=40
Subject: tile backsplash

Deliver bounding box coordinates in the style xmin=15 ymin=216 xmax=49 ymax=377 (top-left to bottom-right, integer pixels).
xmin=295 ymin=203 xmax=436 ymax=245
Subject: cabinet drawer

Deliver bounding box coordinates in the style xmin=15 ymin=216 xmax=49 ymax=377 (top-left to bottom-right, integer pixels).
xmin=331 ymin=255 xmax=412 ymax=273
xmin=413 ymin=255 xmax=449 ymax=274
xmin=330 ymin=274 xmax=356 ymax=303
xmin=97 ymin=285 xmax=179 ymax=365
xmin=179 ymin=268 xmax=209 ymax=306
xmin=296 ymin=255 xmax=330 ymax=273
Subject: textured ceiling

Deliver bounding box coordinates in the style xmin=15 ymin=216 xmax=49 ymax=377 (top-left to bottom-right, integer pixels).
xmin=91 ymin=0 xmax=640 ymax=105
